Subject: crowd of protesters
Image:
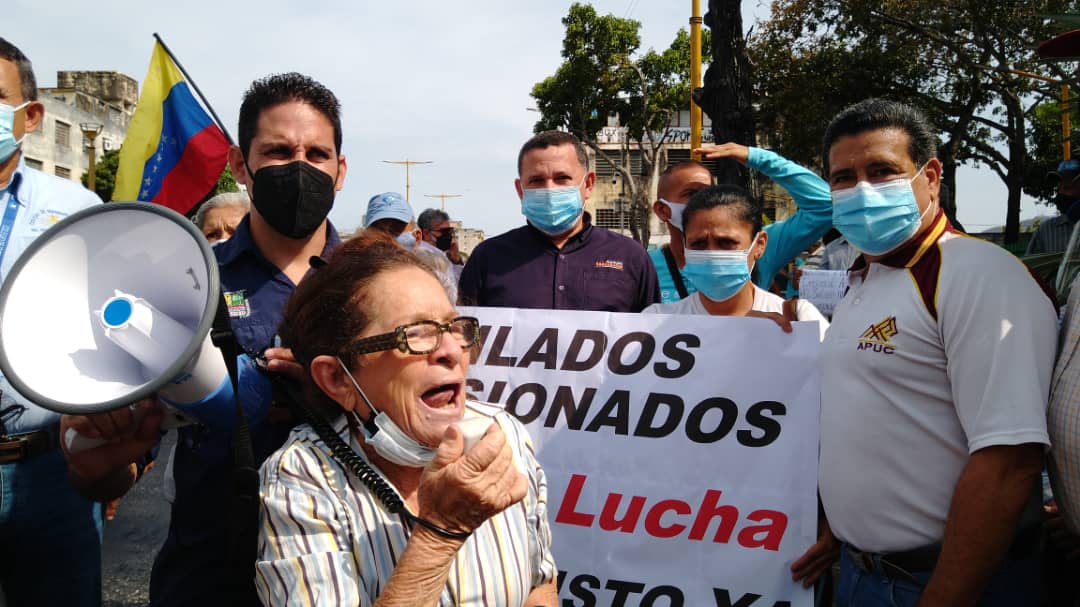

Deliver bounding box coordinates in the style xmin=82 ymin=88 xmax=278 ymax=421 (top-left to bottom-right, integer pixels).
xmin=3 ymin=31 xmax=1080 ymax=607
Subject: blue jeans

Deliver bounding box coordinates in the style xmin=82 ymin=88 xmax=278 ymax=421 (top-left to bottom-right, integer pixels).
xmin=837 ymin=544 xmax=1042 ymax=607
xmin=0 ymin=449 xmax=103 ymax=606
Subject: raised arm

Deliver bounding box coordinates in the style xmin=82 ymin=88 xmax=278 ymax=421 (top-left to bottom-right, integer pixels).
xmin=694 ymin=144 xmax=832 ymax=288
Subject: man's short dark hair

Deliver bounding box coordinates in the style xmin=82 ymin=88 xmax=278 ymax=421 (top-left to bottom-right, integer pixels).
xmin=417 ymin=208 xmax=449 ymax=231
xmin=0 ymin=38 xmax=37 ymax=102
xmin=683 ymin=184 xmax=764 ymax=238
xmin=238 ymin=72 xmax=341 ymax=157
xmin=821 ymin=99 xmax=937 ymax=175
xmin=517 ymin=131 xmax=589 ymax=175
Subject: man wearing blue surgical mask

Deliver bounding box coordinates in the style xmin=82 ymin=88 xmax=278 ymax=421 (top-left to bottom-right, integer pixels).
xmin=0 ymin=37 xmax=104 ymax=607
xmin=459 ymin=130 xmax=659 ymax=312
xmin=818 ymin=99 xmax=1055 ymax=607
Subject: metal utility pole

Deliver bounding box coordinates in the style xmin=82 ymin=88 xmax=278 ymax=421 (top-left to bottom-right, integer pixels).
xmin=424 ymin=193 xmax=463 ymax=211
xmin=690 ymin=0 xmax=704 ymax=157
xmin=698 ymin=0 xmax=756 ymax=189
xmin=382 ymin=159 xmax=433 ymax=201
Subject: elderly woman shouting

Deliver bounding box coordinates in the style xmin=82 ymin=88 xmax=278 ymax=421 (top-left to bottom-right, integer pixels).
xmin=256 ymin=234 xmax=557 ymax=606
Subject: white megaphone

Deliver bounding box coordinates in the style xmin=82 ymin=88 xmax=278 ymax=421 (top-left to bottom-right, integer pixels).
xmin=0 ymin=202 xmax=241 ymax=452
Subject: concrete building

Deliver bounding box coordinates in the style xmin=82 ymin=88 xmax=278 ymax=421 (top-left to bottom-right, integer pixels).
xmin=587 ymin=110 xmax=797 ymax=248
xmin=585 ymin=110 xmax=711 ymax=248
xmin=450 ymin=220 xmax=484 ymax=256
xmin=21 ymin=71 xmax=136 ymax=185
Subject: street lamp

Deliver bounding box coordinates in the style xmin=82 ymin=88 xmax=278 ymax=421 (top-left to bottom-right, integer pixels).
xmin=424 ymin=192 xmax=463 ymax=211
xmin=79 ymin=122 xmax=103 ymax=191
xmin=382 ymin=158 xmax=433 ymax=201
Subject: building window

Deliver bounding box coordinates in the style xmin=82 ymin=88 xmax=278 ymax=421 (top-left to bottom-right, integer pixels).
xmin=24 ymin=157 xmax=43 ymax=170
xmin=594 ymin=150 xmax=643 ymax=177
xmin=595 ymin=208 xmax=626 ymax=230
xmin=596 ymin=205 xmax=648 ymax=232
xmin=55 ymin=120 xmax=71 ymax=148
xmin=102 ymin=137 xmax=113 ymax=151
xmin=54 ymin=165 xmax=71 ymax=179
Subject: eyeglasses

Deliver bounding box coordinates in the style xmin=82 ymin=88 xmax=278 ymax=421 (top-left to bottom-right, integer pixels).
xmin=344 ymin=316 xmax=481 ymax=356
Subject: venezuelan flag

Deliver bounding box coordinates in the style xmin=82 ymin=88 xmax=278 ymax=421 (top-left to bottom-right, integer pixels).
xmin=114 ymin=42 xmax=229 ymax=213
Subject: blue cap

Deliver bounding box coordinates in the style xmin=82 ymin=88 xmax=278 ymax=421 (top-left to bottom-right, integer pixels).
xmin=364 ymin=192 xmax=414 ymax=228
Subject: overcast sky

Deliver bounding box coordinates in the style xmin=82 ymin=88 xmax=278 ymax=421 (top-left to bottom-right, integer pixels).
xmin=9 ymin=0 xmax=1048 ymax=236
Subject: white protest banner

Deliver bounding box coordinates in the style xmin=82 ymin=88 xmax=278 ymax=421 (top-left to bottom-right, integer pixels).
xmin=798 ymin=270 xmax=848 ymax=316
xmin=461 ymin=307 xmax=821 ymax=607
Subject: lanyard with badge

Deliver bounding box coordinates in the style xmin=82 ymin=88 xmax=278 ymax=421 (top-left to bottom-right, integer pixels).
xmin=0 ymin=186 xmax=21 ymax=434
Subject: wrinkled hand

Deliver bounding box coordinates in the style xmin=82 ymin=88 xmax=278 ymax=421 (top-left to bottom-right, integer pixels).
xmin=692 ymin=142 xmax=750 ymax=165
xmin=746 ymin=298 xmax=798 ymax=333
xmin=60 ymin=398 xmax=164 ymax=482
xmin=791 ymin=515 xmax=841 ymax=587
xmin=263 ymin=347 xmax=304 ymax=381
xmin=417 ymin=423 xmax=527 ymax=535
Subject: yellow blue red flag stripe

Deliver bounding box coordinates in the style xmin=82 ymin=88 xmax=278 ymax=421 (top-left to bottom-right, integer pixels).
xmin=114 ymin=41 xmax=228 ymax=213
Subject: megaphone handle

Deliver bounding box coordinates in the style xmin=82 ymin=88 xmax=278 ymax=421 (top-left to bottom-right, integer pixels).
xmin=63 ymin=404 xmax=150 ymax=454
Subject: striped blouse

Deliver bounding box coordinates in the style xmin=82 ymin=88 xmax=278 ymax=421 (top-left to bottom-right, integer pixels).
xmin=255 ymin=401 xmax=557 ymax=606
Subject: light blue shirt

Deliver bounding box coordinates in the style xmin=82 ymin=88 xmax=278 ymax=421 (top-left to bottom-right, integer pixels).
xmin=0 ymin=155 xmax=101 ymax=434
xmin=651 ymin=147 xmax=832 ymax=303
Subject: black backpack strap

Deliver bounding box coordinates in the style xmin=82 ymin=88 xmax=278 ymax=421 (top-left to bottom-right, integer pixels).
xmin=661 ymin=245 xmax=689 ymax=299
xmin=209 ymin=287 xmax=260 ymax=604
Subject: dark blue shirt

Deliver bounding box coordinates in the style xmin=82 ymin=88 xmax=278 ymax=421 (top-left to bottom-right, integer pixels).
xmin=459 ymin=216 xmax=659 ymax=312
xmin=149 ymin=216 xmax=340 ymax=606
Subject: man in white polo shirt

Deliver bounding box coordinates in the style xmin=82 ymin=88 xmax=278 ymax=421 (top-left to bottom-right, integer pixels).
xmin=818 ymin=99 xmax=1056 ymax=606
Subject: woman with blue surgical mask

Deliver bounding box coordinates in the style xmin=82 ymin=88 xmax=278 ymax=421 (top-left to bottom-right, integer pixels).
xmin=644 ymin=184 xmax=829 ymax=341
xmin=643 ymin=185 xmax=836 ymax=597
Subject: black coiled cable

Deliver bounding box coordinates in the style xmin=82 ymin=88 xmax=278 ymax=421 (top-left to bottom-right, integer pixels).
xmin=271 ymin=376 xmax=471 ymax=540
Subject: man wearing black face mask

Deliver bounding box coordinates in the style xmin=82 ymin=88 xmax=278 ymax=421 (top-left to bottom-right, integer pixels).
xmin=1028 ymin=159 xmax=1080 ymax=255
xmin=419 ymin=207 xmax=463 ymax=266
xmin=60 ymin=72 xmax=346 ymax=607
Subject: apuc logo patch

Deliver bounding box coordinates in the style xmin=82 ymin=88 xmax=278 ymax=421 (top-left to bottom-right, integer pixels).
xmin=857 ymin=316 xmax=897 ymax=354
xmin=595 ymin=260 xmax=624 ymax=271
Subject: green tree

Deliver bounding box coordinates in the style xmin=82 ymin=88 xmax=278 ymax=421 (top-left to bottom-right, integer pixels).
xmin=1023 ymin=99 xmax=1075 ymax=203
xmin=212 ymin=164 xmax=236 ymax=196
xmin=531 ymin=3 xmax=709 ymax=245
xmin=81 ymin=148 xmax=120 ymax=201
xmin=750 ymin=0 xmax=1077 ymax=243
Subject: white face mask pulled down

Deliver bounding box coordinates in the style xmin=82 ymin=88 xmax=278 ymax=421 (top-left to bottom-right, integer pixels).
xmin=336 ymin=357 xmax=436 ymax=468
xmin=659 ymin=198 xmax=686 ymax=232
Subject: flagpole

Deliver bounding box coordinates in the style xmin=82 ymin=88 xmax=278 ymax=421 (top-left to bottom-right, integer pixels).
xmin=152 ymin=32 xmax=235 ymax=146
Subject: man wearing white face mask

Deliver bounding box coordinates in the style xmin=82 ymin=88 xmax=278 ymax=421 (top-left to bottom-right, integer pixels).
xmin=651 ymin=145 xmax=833 ymax=304
xmin=459 ymin=130 xmax=659 ymax=312
xmin=818 ymin=99 xmax=1055 ymax=606
xmin=0 ymin=38 xmax=103 ymax=607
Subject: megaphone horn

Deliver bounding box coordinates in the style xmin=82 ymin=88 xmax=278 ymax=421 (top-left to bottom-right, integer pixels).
xmin=0 ymin=202 xmax=239 ymax=450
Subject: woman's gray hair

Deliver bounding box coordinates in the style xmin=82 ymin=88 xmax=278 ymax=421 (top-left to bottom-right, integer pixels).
xmin=193 ymin=191 xmax=250 ymax=228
